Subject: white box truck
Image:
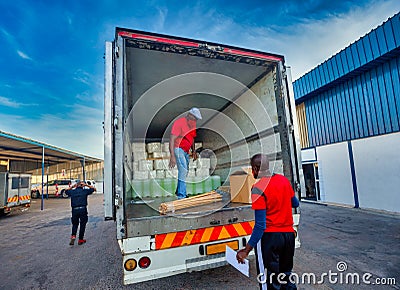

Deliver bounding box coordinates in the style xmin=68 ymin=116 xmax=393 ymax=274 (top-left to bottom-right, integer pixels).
xmin=0 ymin=172 xmax=31 ymax=215
xmin=104 ymin=28 xmax=304 ymax=285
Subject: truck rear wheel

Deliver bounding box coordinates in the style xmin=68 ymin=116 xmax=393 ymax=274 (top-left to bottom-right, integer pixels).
xmin=31 ymin=191 xmax=40 ymax=199
xmin=61 ymin=190 xmax=68 ymax=198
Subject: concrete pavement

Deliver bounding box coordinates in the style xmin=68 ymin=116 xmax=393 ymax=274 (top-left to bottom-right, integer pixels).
xmin=0 ymin=195 xmax=398 ymax=289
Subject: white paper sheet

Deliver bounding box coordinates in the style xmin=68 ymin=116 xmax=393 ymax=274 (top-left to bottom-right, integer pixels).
xmin=225 ymin=245 xmax=249 ymax=277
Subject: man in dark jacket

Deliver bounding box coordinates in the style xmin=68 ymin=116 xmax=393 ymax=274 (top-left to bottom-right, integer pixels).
xmin=65 ymin=181 xmax=96 ymax=245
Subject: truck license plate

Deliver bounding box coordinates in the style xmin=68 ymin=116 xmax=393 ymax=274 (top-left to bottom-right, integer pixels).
xmin=206 ymin=240 xmax=239 ymax=255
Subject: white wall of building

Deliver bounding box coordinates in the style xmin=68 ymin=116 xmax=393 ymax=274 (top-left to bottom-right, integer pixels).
xmin=302 ymin=132 xmax=400 ymax=213
xmin=352 ymin=132 xmax=400 ymax=213
xmin=315 ymin=142 xmax=354 ymax=206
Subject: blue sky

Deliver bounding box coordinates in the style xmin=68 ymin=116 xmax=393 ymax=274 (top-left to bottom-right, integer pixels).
xmin=0 ymin=0 xmax=399 ymax=158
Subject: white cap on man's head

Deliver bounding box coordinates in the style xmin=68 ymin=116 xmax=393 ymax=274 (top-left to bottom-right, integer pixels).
xmin=189 ymin=107 xmax=202 ymax=120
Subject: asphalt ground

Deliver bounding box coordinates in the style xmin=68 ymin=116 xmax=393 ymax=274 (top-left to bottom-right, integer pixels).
xmin=0 ymin=195 xmax=399 ymax=290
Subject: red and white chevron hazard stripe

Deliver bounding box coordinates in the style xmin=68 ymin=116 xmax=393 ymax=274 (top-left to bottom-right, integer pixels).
xmin=19 ymin=195 xmax=30 ymax=201
xmin=7 ymin=196 xmax=18 ymax=203
xmin=155 ymin=221 xmax=255 ymax=250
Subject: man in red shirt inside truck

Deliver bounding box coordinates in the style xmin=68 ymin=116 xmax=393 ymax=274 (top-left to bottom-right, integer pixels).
xmin=237 ymin=154 xmax=299 ymax=290
xmin=169 ymin=108 xmax=202 ymax=199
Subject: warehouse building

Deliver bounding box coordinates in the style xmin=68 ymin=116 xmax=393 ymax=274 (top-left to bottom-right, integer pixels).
xmin=0 ymin=130 xmax=103 ymax=189
xmin=293 ymin=12 xmax=400 ymax=213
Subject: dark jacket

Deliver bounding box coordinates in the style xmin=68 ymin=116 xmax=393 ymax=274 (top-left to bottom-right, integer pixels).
xmin=66 ymin=187 xmax=94 ymax=208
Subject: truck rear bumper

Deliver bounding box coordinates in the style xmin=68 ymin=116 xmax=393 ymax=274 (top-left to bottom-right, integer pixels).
xmin=121 ymin=236 xmax=251 ymax=285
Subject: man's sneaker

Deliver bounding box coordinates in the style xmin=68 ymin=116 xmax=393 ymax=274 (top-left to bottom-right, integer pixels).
xmin=69 ymin=235 xmax=76 ymax=245
xmin=78 ymin=239 xmax=86 ymax=245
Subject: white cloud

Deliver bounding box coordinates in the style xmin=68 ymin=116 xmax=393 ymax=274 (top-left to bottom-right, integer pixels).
xmin=277 ymin=1 xmax=400 ymax=80
xmin=17 ymin=50 xmax=32 ymax=60
xmin=153 ymin=7 xmax=168 ymax=31
xmin=74 ymin=69 xmax=91 ymax=85
xmin=0 ymin=105 xmax=104 ymax=158
xmin=162 ymin=0 xmax=399 ymax=81
xmin=0 ymin=96 xmax=22 ymax=108
xmin=0 ymin=27 xmax=12 ymax=42
xmin=0 ymin=96 xmax=37 ymax=108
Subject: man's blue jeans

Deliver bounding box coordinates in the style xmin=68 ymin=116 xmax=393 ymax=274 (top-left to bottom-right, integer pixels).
xmin=174 ymin=148 xmax=189 ymax=199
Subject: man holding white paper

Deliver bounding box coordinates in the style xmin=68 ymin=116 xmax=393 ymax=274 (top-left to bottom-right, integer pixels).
xmin=226 ymin=245 xmax=249 ymax=277
xmin=236 ymin=154 xmax=299 ymax=290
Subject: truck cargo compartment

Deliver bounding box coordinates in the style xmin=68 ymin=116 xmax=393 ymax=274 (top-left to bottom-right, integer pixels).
xmin=107 ymin=29 xmax=299 ymax=239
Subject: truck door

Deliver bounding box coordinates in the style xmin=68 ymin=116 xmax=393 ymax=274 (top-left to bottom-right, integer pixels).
xmin=104 ymin=41 xmax=115 ymax=220
xmin=7 ymin=174 xmax=20 ymax=207
xmin=0 ymin=173 xmax=6 ymax=210
xmin=18 ymin=174 xmax=31 ymax=205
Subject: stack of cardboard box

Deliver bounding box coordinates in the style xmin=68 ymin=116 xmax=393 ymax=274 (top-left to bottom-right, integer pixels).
xmin=130 ymin=142 xmax=211 ymax=180
xmin=127 ymin=141 xmax=221 ymax=199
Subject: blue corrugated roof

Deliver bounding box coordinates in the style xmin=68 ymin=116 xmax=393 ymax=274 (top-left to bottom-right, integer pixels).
xmin=294 ymin=11 xmax=400 ymax=102
xmin=302 ymin=55 xmax=400 ymax=148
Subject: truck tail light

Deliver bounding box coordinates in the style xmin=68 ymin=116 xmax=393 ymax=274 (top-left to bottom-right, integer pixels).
xmin=139 ymin=256 xmax=151 ymax=269
xmin=124 ymin=259 xmax=137 ymax=271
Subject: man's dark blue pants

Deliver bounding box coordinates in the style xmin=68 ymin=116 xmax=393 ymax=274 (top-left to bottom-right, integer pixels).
xmin=71 ymin=207 xmax=88 ymax=240
xmin=257 ymin=232 xmax=297 ymax=290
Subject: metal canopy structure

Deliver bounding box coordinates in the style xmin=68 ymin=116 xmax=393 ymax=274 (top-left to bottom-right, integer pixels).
xmin=0 ymin=130 xmax=102 ymax=171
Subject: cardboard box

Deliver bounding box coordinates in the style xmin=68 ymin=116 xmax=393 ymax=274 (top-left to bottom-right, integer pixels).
xmin=165 ymin=169 xmax=178 ymax=178
xmin=156 ymin=170 xmax=166 ymax=179
xmin=187 ymin=169 xmax=196 ymax=177
xmin=131 ymin=142 xmax=146 ymax=151
xmin=195 ymin=142 xmax=203 ymax=150
xmin=229 ymin=167 xmax=257 ymax=204
xmin=139 ymin=160 xmax=153 ymax=171
xmin=133 ymin=151 xmax=147 ymax=161
xmin=196 ymin=158 xmax=211 ymax=169
xmin=133 ymin=171 xmax=148 ymax=180
xmin=189 ymin=160 xmax=197 ymax=169
xmin=154 ymin=159 xmax=168 ymax=170
xmin=196 ymin=168 xmax=209 ymax=177
xmin=146 ymin=142 xmax=162 ymax=153
xmin=162 ymin=142 xmax=170 ymax=152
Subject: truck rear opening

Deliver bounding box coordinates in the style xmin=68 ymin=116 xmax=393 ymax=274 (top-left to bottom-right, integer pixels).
xmin=104 ymin=28 xmax=302 ymax=285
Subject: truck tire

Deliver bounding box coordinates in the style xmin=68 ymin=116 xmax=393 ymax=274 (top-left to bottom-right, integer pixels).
xmin=61 ymin=190 xmax=68 ymax=198
xmin=31 ymin=191 xmax=40 ymax=199
xmin=0 ymin=209 xmax=10 ymax=216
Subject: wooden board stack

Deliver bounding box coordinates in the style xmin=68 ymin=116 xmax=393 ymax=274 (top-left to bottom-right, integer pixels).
xmin=159 ymin=191 xmax=222 ymax=215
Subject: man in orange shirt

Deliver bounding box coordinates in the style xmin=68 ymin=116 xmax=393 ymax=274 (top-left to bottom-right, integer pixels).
xmin=237 ymin=154 xmax=299 ymax=289
xmin=169 ymin=108 xmax=202 ymax=199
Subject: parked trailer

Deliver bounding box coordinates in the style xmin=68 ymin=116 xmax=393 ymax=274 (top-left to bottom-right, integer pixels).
xmin=104 ymin=28 xmax=304 ymax=285
xmin=0 ymin=173 xmax=31 ymax=215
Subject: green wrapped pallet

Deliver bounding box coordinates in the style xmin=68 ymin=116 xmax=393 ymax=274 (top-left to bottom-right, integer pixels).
xmin=194 ymin=177 xmax=204 ymax=194
xmin=162 ymin=178 xmax=175 ymax=197
xmin=204 ymin=176 xmax=213 ymax=192
xmin=131 ymin=179 xmax=143 ymax=199
xmin=211 ymin=175 xmax=221 ymax=190
xmin=186 ymin=177 xmax=196 ymax=196
xmin=142 ymin=179 xmax=151 ymax=198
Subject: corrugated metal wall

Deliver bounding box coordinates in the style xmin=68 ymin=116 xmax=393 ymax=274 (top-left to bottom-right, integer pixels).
xmin=294 ymin=12 xmax=400 ymax=101
xmin=303 ymin=54 xmax=400 ymax=147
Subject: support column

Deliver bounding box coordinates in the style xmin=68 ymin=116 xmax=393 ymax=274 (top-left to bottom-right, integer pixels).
xmin=41 ymin=146 xmax=44 ymax=210
xmin=81 ymin=157 xmax=86 ymax=181
xmin=347 ymin=141 xmax=360 ymax=208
